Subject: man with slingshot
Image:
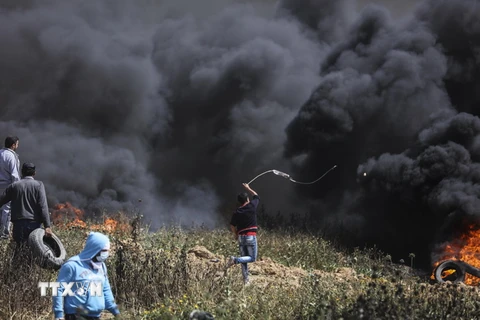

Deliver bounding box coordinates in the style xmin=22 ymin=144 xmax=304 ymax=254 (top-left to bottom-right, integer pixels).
xmin=226 ymin=183 xmax=260 ymax=285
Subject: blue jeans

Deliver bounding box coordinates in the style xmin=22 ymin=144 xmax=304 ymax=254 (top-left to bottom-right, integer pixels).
xmin=235 ymin=235 xmax=257 ymax=283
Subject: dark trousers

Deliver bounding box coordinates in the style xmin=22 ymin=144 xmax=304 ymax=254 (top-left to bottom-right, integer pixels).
xmin=2 ymin=221 xmax=40 ymax=284
xmin=8 ymin=220 xmax=42 ymax=270
xmin=12 ymin=219 xmax=41 ymax=243
xmin=66 ymin=314 xmax=100 ymax=320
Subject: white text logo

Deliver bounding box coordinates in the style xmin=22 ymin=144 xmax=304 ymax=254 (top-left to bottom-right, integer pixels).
xmin=38 ymin=281 xmax=103 ymax=297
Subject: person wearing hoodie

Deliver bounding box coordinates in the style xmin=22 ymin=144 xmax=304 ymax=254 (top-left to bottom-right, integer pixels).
xmin=53 ymin=232 xmax=121 ymax=320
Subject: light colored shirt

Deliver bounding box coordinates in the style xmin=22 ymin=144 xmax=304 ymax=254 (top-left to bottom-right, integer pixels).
xmin=0 ymin=148 xmax=20 ymax=189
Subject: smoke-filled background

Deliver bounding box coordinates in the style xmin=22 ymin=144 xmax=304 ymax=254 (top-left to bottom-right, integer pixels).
xmin=1 ymin=0 xmax=480 ymax=269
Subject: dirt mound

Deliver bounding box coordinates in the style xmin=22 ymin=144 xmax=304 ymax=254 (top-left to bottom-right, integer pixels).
xmin=186 ymin=246 xmax=363 ymax=287
xmin=188 ymin=245 xmax=220 ymax=260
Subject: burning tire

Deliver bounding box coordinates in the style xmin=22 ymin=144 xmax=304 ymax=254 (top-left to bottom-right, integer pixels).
xmin=28 ymin=228 xmax=66 ymax=270
xmin=434 ymin=260 xmax=466 ymax=283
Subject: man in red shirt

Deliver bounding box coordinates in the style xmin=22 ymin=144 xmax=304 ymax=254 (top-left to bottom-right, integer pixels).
xmin=226 ymin=183 xmax=260 ymax=285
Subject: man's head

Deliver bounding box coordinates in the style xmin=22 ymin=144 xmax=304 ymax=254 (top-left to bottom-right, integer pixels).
xmin=94 ymin=241 xmax=111 ymax=263
xmin=237 ymin=192 xmax=249 ymax=206
xmin=21 ymin=162 xmax=35 ymax=177
xmin=78 ymin=232 xmax=111 ymax=261
xmin=5 ymin=136 xmax=19 ymax=150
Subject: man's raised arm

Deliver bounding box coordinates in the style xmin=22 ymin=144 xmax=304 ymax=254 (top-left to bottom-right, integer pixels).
xmin=242 ymin=183 xmax=257 ymax=196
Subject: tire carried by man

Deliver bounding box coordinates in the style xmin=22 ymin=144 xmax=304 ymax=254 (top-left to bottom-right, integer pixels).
xmin=28 ymin=227 xmax=66 ymax=270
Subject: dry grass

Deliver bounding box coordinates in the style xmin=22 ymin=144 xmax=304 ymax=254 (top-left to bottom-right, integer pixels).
xmin=0 ymin=214 xmax=479 ymax=319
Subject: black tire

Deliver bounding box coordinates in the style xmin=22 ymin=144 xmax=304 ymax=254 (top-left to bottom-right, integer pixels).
xmin=434 ymin=260 xmax=466 ymax=284
xmin=28 ymin=228 xmax=66 ymax=270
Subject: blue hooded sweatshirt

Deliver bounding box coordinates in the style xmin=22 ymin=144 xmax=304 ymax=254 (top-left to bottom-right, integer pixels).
xmin=53 ymin=232 xmax=120 ymax=319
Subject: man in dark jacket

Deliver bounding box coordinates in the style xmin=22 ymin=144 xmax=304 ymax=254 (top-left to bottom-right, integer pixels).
xmin=0 ymin=162 xmax=52 ymax=243
xmin=226 ymin=183 xmax=260 ymax=285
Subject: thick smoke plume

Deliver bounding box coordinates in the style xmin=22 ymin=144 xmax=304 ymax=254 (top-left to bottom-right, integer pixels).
xmin=0 ymin=0 xmax=322 ymax=228
xmin=285 ymin=0 xmax=480 ymax=268
xmin=2 ymin=0 xmax=480 ymax=269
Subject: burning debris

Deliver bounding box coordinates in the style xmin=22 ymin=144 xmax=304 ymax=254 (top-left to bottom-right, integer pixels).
xmin=432 ymin=223 xmax=480 ymax=285
xmin=51 ymin=202 xmax=132 ymax=234
xmin=433 ymin=260 xmax=480 ymax=285
xmin=51 ymin=202 xmax=86 ymax=228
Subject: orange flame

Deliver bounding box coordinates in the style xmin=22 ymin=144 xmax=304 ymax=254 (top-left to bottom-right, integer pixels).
xmin=431 ymin=224 xmax=480 ymax=285
xmin=51 ymin=202 xmax=131 ymax=234
xmin=52 ymin=202 xmax=85 ymax=221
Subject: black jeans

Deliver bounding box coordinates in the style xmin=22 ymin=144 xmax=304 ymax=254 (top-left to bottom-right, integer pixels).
xmin=12 ymin=220 xmax=41 ymax=243
xmin=65 ymin=314 xmax=100 ymax=320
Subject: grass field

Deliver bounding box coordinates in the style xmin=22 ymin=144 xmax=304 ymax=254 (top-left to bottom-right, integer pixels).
xmin=0 ymin=213 xmax=479 ymax=320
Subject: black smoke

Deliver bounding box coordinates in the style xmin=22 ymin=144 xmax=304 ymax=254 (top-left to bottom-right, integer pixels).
xmin=3 ymin=0 xmax=480 ymax=269
xmin=285 ymin=0 xmax=480 ymax=269
xmin=275 ymin=0 xmax=356 ymax=44
xmin=0 ymin=0 xmax=324 ymax=227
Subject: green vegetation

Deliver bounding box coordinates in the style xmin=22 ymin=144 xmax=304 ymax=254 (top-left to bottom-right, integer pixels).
xmin=0 ymin=214 xmax=479 ymax=319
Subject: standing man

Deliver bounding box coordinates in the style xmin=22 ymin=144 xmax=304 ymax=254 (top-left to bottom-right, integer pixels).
xmin=0 ymin=135 xmax=20 ymax=239
xmin=0 ymin=162 xmax=52 ymax=244
xmin=53 ymin=232 xmax=121 ymax=320
xmin=226 ymin=183 xmax=260 ymax=285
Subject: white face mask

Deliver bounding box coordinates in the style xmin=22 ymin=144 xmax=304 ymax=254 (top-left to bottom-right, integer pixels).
xmin=96 ymin=251 xmax=109 ymax=262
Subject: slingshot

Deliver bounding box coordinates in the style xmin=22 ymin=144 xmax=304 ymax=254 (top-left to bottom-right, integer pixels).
xmin=247 ymin=165 xmax=337 ymax=185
